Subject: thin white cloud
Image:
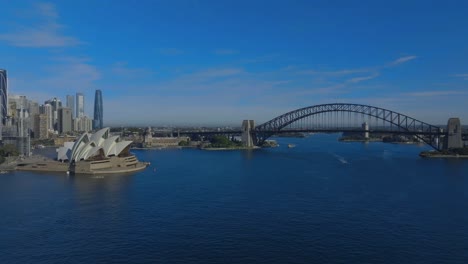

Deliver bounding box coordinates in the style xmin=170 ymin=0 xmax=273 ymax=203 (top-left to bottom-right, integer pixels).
xmin=169 ymin=68 xmax=244 ymax=82
xmin=160 ymin=48 xmax=184 ymax=55
xmin=300 ymin=56 xmax=417 ymax=78
xmin=12 ymin=56 xmax=100 ymax=96
xmin=240 ymin=54 xmax=280 ymax=64
xmin=214 ymin=49 xmax=238 ymax=55
xmin=404 ymin=90 xmax=467 ymax=97
xmin=453 ymin=73 xmax=468 ymax=78
xmin=389 ymin=55 xmax=417 ymax=66
xmin=193 ymin=68 xmax=244 ymax=78
xmin=298 ymin=69 xmax=370 ymax=76
xmin=347 ymin=73 xmax=379 ymax=83
xmin=0 ymin=2 xmax=81 ymax=48
xmin=36 ymin=2 xmax=58 ymax=19
xmin=111 ymin=62 xmax=155 ymax=77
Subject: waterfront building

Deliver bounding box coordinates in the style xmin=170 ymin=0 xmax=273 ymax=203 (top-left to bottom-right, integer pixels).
xmin=58 ymin=107 xmax=72 ymax=134
xmin=0 ymin=69 xmax=7 ymax=125
xmin=33 ymin=114 xmax=48 ymax=139
xmin=93 ymin=90 xmax=103 ymax=130
xmin=25 ymin=127 xmax=150 ymax=175
xmin=142 ymin=127 xmax=189 ymax=148
xmin=145 ymin=136 xmax=190 ymax=148
xmin=66 ymin=95 xmax=75 ymax=119
xmin=143 ymin=127 xmax=153 ymax=147
xmin=76 ymin=92 xmax=84 ymax=118
xmin=53 ymin=135 xmax=76 ymax=147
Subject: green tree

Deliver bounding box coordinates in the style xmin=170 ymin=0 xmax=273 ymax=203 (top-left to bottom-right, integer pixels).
xmin=208 ymin=135 xmax=242 ymax=148
xmin=0 ymin=144 xmax=20 ymax=164
xmin=178 ymin=140 xmax=189 ymax=146
xmin=0 ymin=144 xmax=19 ymax=157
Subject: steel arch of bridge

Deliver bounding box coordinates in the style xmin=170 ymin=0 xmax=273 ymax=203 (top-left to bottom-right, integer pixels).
xmin=255 ymin=103 xmax=443 ymax=150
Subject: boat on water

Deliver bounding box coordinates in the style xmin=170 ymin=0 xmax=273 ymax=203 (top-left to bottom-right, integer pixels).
xmin=288 ymin=144 xmax=296 ymax=148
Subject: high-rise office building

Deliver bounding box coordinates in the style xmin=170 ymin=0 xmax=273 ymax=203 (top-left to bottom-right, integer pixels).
xmin=45 ymin=97 xmax=62 ymax=111
xmin=8 ymin=95 xmax=27 ymax=119
xmin=74 ymin=116 xmax=93 ymax=132
xmin=66 ymin=95 xmax=75 ymax=118
xmin=29 ymin=101 xmax=39 ymax=117
xmin=58 ymin=107 xmax=72 ymax=134
xmin=39 ymin=103 xmax=53 ymax=130
xmin=28 ymin=100 xmax=39 ymax=133
xmin=0 ymin=69 xmax=8 ymax=125
xmin=33 ymin=114 xmax=48 ymax=139
xmin=76 ymin=93 xmax=84 ymax=118
xmin=45 ymin=97 xmax=62 ymax=130
xmin=93 ymin=90 xmax=103 ymax=130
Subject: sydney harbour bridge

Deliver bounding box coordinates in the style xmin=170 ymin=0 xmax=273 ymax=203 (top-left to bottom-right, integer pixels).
xmin=180 ymin=103 xmax=467 ymax=151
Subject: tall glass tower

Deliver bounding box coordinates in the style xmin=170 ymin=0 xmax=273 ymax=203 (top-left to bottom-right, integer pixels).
xmin=66 ymin=95 xmax=75 ymax=118
xmin=76 ymin=93 xmax=84 ymax=118
xmin=93 ymin=90 xmax=103 ymax=130
xmin=0 ymin=69 xmax=7 ymax=125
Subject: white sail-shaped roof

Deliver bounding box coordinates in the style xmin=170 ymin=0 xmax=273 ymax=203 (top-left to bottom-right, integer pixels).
xmin=56 ymin=128 xmax=131 ymax=162
xmin=114 ymin=141 xmax=132 ymax=156
xmin=57 ymin=141 xmax=75 ymax=161
xmin=103 ymin=136 xmax=120 ymax=156
xmin=89 ymin=128 xmax=109 ymax=147
xmin=84 ymin=145 xmax=103 ymax=160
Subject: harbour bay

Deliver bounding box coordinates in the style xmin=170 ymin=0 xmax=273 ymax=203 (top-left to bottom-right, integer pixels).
xmin=1 ymin=134 xmax=468 ymax=263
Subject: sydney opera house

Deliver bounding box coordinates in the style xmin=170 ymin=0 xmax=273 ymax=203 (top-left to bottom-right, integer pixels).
xmin=17 ymin=128 xmax=149 ymax=174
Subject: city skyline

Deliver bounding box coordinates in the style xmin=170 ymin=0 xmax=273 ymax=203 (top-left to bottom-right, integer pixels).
xmin=1 ymin=1 xmax=468 ymax=126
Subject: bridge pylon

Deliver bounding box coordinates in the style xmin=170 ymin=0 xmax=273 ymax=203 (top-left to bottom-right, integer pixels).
xmin=241 ymin=120 xmax=256 ymax=148
xmin=445 ymin=118 xmax=463 ymax=149
xmin=362 ymin=122 xmax=369 ymax=139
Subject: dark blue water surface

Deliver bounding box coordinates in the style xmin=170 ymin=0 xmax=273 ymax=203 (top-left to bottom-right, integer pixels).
xmin=1 ymin=134 xmax=468 ymax=264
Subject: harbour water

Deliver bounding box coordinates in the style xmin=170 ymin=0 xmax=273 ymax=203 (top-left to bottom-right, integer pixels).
xmin=1 ymin=134 xmax=468 ymax=263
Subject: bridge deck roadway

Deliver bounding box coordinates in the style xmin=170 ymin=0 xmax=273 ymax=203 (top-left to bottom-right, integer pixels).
xmin=179 ymin=129 xmax=468 ymax=136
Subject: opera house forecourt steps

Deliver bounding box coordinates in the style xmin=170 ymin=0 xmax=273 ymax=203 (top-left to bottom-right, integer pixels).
xmin=16 ymin=128 xmax=149 ymax=175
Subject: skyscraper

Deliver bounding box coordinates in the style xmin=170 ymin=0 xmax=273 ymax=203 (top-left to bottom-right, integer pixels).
xmin=44 ymin=97 xmax=62 ymax=131
xmin=76 ymin=92 xmax=84 ymax=118
xmin=33 ymin=114 xmax=48 ymax=139
xmin=58 ymin=107 xmax=72 ymax=134
xmin=40 ymin=103 xmax=53 ymax=130
xmin=0 ymin=69 xmax=8 ymax=125
xmin=66 ymin=95 xmax=75 ymax=118
xmin=93 ymin=90 xmax=103 ymax=130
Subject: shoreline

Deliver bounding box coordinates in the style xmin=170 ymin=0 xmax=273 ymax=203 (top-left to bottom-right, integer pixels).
xmin=420 ymin=154 xmax=468 ymax=159
xmin=339 ymin=139 xmax=382 ymax=142
xmin=201 ymin=146 xmax=260 ymax=151
xmin=0 ymin=154 xmax=150 ymax=175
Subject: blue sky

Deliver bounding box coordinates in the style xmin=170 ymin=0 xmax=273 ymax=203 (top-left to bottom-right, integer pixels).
xmin=1 ymin=0 xmax=467 ymax=126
